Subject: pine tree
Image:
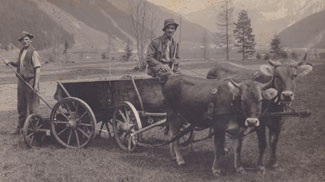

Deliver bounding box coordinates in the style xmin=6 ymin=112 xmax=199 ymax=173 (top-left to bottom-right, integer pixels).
xmin=123 ymin=39 xmax=133 ymax=61
xmin=270 ymin=35 xmax=283 ymax=59
xmin=215 ymin=0 xmax=234 ymax=60
xmin=233 ymin=10 xmax=256 ymax=60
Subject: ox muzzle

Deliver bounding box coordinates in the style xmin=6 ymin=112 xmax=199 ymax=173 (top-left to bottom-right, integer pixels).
xmin=280 ymin=91 xmax=294 ymax=104
xmin=245 ymin=117 xmax=260 ymax=127
xmin=242 ymin=118 xmax=260 ymax=136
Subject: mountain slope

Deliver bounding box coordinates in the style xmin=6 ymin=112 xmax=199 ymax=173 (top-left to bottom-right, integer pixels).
xmin=185 ymin=0 xmax=325 ymax=47
xmin=31 ymin=0 xmax=108 ymax=49
xmin=107 ymin=0 xmax=215 ymax=48
xmin=278 ymin=10 xmax=325 ymax=48
xmin=0 ymin=0 xmax=215 ymax=52
xmin=0 ymin=0 xmax=74 ymax=50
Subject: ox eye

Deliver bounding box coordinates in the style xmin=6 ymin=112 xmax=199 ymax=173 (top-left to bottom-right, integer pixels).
xmin=293 ymin=74 xmax=298 ymax=78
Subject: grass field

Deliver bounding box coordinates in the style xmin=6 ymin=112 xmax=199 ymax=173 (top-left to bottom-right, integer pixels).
xmin=0 ymin=57 xmax=324 ymax=182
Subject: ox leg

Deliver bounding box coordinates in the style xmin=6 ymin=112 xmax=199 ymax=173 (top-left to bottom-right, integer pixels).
xmin=256 ymin=126 xmax=266 ymax=174
xmin=168 ymin=113 xmax=185 ymax=165
xmin=212 ymin=128 xmax=225 ymax=176
xmin=233 ymin=137 xmax=246 ymax=173
xmin=268 ymin=127 xmax=281 ymax=169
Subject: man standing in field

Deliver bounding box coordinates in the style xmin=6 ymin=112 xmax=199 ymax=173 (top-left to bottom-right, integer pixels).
xmin=5 ymin=31 xmax=41 ymax=135
xmin=146 ymin=18 xmax=180 ymax=78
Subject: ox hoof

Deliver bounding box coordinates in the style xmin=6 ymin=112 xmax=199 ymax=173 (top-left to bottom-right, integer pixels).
xmin=268 ymin=161 xmax=281 ymax=170
xmin=236 ymin=167 xmax=247 ymax=174
xmin=258 ymin=166 xmax=266 ymax=175
xmin=177 ymin=160 xmax=185 ymax=166
xmin=212 ymin=169 xmax=221 ymax=176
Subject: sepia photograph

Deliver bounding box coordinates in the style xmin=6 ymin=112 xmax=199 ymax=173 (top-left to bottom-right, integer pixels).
xmin=0 ymin=0 xmax=324 ymax=181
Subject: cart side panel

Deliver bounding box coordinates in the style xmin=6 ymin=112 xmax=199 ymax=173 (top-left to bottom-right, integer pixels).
xmin=54 ymin=81 xmax=114 ymax=122
xmin=111 ymin=78 xmax=166 ymax=112
xmin=54 ymin=77 xmax=166 ymax=117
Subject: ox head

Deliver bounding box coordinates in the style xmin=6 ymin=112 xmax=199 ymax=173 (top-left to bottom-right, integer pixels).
xmin=227 ymin=80 xmax=278 ymax=130
xmin=259 ymin=59 xmax=312 ymax=105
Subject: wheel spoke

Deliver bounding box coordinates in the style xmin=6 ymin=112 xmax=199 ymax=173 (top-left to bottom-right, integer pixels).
xmin=36 ymin=124 xmax=44 ymax=130
xmin=34 ymin=119 xmax=40 ymax=130
xmin=77 ymin=127 xmax=90 ymax=139
xmin=76 ymin=111 xmax=88 ymax=123
xmin=78 ymin=123 xmax=92 ymax=127
xmin=125 ymin=110 xmax=130 ymax=123
xmin=56 ymin=109 xmax=70 ymax=121
xmin=74 ymin=130 xmax=80 ymax=147
xmin=63 ymin=102 xmax=72 ymax=114
xmin=52 ymin=121 xmax=69 ymax=124
xmin=118 ymin=109 xmax=127 ymax=121
xmin=74 ymin=101 xmax=79 ymax=113
xmin=116 ymin=118 xmax=125 ymax=123
xmin=29 ymin=120 xmax=36 ymax=129
xmin=121 ymin=132 xmax=127 ymax=144
xmin=67 ymin=129 xmax=73 ymax=146
xmin=56 ymin=127 xmax=69 ymax=136
xmin=30 ymin=135 xmax=35 ymax=145
xmin=27 ymin=132 xmax=34 ymax=138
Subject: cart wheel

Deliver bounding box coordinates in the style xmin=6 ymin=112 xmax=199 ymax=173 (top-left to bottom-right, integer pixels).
xmin=50 ymin=97 xmax=96 ymax=148
xmin=112 ymin=101 xmax=142 ymax=152
xmin=23 ymin=114 xmax=47 ymax=148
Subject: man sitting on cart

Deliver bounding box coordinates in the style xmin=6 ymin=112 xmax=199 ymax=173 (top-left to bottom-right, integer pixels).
xmin=146 ymin=18 xmax=180 ymax=78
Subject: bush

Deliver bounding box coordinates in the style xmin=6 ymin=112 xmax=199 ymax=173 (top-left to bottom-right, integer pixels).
xmin=101 ymin=52 xmax=107 ymax=60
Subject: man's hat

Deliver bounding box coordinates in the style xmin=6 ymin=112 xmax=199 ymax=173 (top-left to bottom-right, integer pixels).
xmin=162 ymin=18 xmax=179 ymax=31
xmin=18 ymin=31 xmax=34 ymax=41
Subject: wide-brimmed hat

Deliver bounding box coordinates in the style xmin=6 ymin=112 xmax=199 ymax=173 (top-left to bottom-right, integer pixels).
xmin=18 ymin=31 xmax=34 ymax=41
xmin=162 ymin=18 xmax=179 ymax=31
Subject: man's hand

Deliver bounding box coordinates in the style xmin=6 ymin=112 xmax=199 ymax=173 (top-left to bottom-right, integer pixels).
xmin=33 ymin=85 xmax=39 ymax=93
xmin=171 ymin=58 xmax=179 ymax=64
xmin=160 ymin=64 xmax=171 ymax=72
xmin=3 ymin=59 xmax=9 ymax=66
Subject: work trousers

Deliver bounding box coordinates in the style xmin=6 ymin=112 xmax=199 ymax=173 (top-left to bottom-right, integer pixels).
xmin=17 ymin=77 xmax=40 ymax=129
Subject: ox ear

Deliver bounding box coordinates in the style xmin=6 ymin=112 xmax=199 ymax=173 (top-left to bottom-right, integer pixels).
xmin=263 ymin=88 xmax=278 ymax=100
xmin=297 ymin=64 xmax=313 ymax=77
xmin=227 ymin=80 xmax=240 ymax=96
xmin=259 ymin=64 xmax=274 ymax=76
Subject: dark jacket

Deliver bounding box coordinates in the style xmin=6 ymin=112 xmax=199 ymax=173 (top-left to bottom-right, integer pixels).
xmin=146 ymin=34 xmax=179 ymax=76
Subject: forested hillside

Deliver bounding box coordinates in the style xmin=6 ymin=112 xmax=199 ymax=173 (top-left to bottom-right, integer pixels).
xmin=48 ymin=0 xmax=135 ymax=43
xmin=279 ymin=10 xmax=325 ymax=48
xmin=0 ymin=0 xmax=74 ymax=50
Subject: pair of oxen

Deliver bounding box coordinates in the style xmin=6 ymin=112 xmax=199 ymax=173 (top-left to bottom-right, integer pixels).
xmin=162 ymin=59 xmax=312 ymax=176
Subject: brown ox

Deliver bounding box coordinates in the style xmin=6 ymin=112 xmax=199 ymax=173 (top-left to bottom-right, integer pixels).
xmin=162 ymin=74 xmax=277 ymax=176
xmin=207 ymin=60 xmax=313 ymax=173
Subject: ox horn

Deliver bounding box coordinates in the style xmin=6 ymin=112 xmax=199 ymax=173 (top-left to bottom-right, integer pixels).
xmin=269 ymin=59 xmax=282 ymax=67
xmin=229 ymin=79 xmax=241 ymax=88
